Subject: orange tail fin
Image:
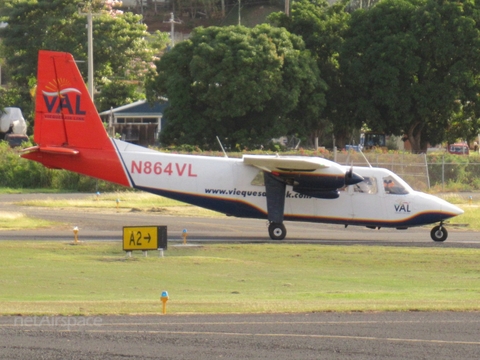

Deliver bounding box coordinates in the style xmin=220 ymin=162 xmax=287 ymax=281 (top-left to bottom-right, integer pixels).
xmin=22 ymin=50 xmax=130 ymax=187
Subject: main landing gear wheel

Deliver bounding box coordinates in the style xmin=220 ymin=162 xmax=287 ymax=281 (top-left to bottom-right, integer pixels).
xmin=431 ymin=225 xmax=448 ymax=242
xmin=268 ymin=222 xmax=286 ymax=240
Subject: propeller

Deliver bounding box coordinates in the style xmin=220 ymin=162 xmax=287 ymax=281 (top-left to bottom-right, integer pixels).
xmin=345 ymin=165 xmax=364 ymax=186
xmin=346 ymin=164 xmax=353 ymax=179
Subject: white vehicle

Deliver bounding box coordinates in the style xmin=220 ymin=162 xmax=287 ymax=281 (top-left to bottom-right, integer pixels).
xmin=0 ymin=107 xmax=26 ymax=135
xmin=22 ymin=51 xmax=463 ymax=241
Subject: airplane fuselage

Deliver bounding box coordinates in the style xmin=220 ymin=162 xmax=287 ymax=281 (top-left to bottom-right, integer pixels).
xmin=112 ymin=140 xmax=460 ymax=230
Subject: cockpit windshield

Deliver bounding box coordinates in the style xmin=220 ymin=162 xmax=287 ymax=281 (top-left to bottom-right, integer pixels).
xmin=353 ymin=176 xmax=377 ymax=194
xmin=383 ymin=175 xmax=410 ymax=195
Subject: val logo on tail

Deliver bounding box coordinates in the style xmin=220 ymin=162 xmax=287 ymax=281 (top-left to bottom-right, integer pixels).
xmin=22 ymin=50 xmax=463 ymax=241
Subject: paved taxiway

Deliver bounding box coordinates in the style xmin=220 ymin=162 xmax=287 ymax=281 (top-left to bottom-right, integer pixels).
xmin=0 ymin=193 xmax=478 ymax=247
xmin=2 ymin=312 xmax=480 ymax=359
xmin=0 ymin=194 xmax=480 ymax=248
xmin=1 ymin=193 xmax=480 ymax=359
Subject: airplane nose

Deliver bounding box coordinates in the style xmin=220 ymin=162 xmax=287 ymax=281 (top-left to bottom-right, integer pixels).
xmin=443 ymin=202 xmax=464 ymax=216
xmin=418 ymin=193 xmax=464 ymax=221
xmin=345 ymin=170 xmax=364 ymax=186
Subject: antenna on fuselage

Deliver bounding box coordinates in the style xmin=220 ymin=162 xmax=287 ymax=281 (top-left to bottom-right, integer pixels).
xmin=358 ymin=147 xmax=373 ymax=168
xmin=216 ymin=136 xmax=228 ymax=158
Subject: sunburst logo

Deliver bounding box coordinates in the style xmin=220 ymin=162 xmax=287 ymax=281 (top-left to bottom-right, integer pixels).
xmin=43 ymin=78 xmax=81 ymax=97
xmin=42 ymin=77 xmax=86 ymax=116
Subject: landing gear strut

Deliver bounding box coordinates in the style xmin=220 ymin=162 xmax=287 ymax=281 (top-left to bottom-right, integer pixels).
xmin=268 ymin=222 xmax=287 ymax=240
xmin=431 ymin=223 xmax=448 ymax=242
xmin=264 ymin=172 xmax=287 ymax=240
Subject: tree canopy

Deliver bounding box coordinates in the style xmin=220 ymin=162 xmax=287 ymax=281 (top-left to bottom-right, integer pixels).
xmin=2 ymin=0 xmax=480 ymax=152
xmin=268 ymin=0 xmax=352 ymax=147
xmin=340 ymin=0 xmax=480 ymax=152
xmin=0 ymin=0 xmax=168 ymax=118
xmin=147 ymin=24 xmax=326 ymax=149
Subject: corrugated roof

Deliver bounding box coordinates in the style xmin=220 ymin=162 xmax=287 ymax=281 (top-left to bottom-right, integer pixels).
xmin=99 ymin=100 xmax=168 ymax=116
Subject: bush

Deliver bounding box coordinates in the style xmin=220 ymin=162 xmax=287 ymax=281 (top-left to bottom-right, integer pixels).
xmin=52 ymin=170 xmax=125 ymax=192
xmin=427 ymin=153 xmax=480 ymax=190
xmin=0 ymin=142 xmax=53 ymax=188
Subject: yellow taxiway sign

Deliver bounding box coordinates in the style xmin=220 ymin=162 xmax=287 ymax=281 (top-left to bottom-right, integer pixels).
xmin=123 ymin=226 xmax=167 ymax=251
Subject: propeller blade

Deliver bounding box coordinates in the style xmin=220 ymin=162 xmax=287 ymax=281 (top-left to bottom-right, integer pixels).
xmin=345 ymin=167 xmax=364 ymax=185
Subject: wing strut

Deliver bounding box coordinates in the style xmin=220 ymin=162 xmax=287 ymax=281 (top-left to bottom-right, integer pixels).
xmin=264 ymin=172 xmax=287 ymax=240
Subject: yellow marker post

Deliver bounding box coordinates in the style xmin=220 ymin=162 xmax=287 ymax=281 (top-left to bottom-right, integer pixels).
xmin=182 ymin=229 xmax=188 ymax=245
xmin=160 ymin=291 xmax=169 ymax=314
xmin=73 ymin=226 xmax=79 ymax=244
xmin=116 ymin=198 xmax=120 ymax=209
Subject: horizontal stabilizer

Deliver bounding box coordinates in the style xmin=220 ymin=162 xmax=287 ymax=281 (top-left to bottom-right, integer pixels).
xmin=22 ymin=146 xmax=79 ymax=156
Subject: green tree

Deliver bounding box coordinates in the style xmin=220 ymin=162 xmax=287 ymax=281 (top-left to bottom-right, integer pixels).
xmin=146 ymin=24 xmax=325 ymax=149
xmin=340 ymin=0 xmax=480 ymax=152
xmin=96 ymin=80 xmax=145 ymax=112
xmin=0 ymin=88 xmax=22 ymax=115
xmin=0 ymin=0 xmax=166 ymax=119
xmin=268 ymin=0 xmax=351 ymax=147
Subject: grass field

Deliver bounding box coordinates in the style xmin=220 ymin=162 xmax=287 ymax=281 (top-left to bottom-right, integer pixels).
xmin=1 ymin=191 xmax=479 ymax=316
xmin=14 ymin=192 xmax=221 ymax=218
xmin=0 ymin=211 xmax=56 ymax=230
xmin=1 ymin=241 xmax=480 ymax=315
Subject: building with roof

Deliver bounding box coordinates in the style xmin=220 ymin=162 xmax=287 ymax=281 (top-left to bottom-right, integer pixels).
xmin=99 ymin=100 xmax=168 ymax=147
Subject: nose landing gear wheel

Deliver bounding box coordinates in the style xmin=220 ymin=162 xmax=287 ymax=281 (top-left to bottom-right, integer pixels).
xmin=268 ymin=222 xmax=286 ymax=240
xmin=431 ymin=225 xmax=448 ymax=242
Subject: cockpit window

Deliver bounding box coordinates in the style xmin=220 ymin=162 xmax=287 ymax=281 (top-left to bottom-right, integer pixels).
xmin=353 ymin=176 xmax=377 ymax=194
xmin=383 ymin=175 xmax=409 ymax=195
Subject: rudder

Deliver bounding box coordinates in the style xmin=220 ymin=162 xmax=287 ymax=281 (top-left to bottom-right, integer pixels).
xmin=34 ymin=50 xmax=107 ymax=149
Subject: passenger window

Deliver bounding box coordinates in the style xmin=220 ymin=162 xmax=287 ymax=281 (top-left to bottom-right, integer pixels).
xmin=383 ymin=175 xmax=408 ymax=195
xmin=353 ymin=176 xmax=377 ymax=194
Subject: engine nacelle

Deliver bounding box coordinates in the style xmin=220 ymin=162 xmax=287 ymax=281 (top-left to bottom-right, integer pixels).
xmin=292 ymin=187 xmax=340 ymax=199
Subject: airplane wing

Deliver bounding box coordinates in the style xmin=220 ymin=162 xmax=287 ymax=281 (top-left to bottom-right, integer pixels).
xmin=243 ymin=155 xmax=329 ymax=173
xmin=243 ymin=154 xmax=364 ymax=240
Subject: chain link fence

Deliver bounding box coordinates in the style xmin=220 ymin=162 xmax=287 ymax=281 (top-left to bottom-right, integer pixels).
xmin=426 ymin=155 xmax=480 ymax=192
xmin=321 ymin=151 xmax=480 ymax=192
xmin=330 ymin=151 xmax=430 ymax=191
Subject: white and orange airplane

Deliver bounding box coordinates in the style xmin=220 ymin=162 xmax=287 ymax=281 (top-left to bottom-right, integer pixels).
xmin=22 ymin=50 xmax=463 ymax=241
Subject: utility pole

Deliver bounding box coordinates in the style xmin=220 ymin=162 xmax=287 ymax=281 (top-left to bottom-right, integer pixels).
xmin=164 ymin=13 xmax=181 ymax=47
xmin=238 ymin=0 xmax=241 ymax=25
xmin=86 ymin=12 xmax=94 ymax=100
xmin=79 ymin=4 xmax=101 ymax=100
